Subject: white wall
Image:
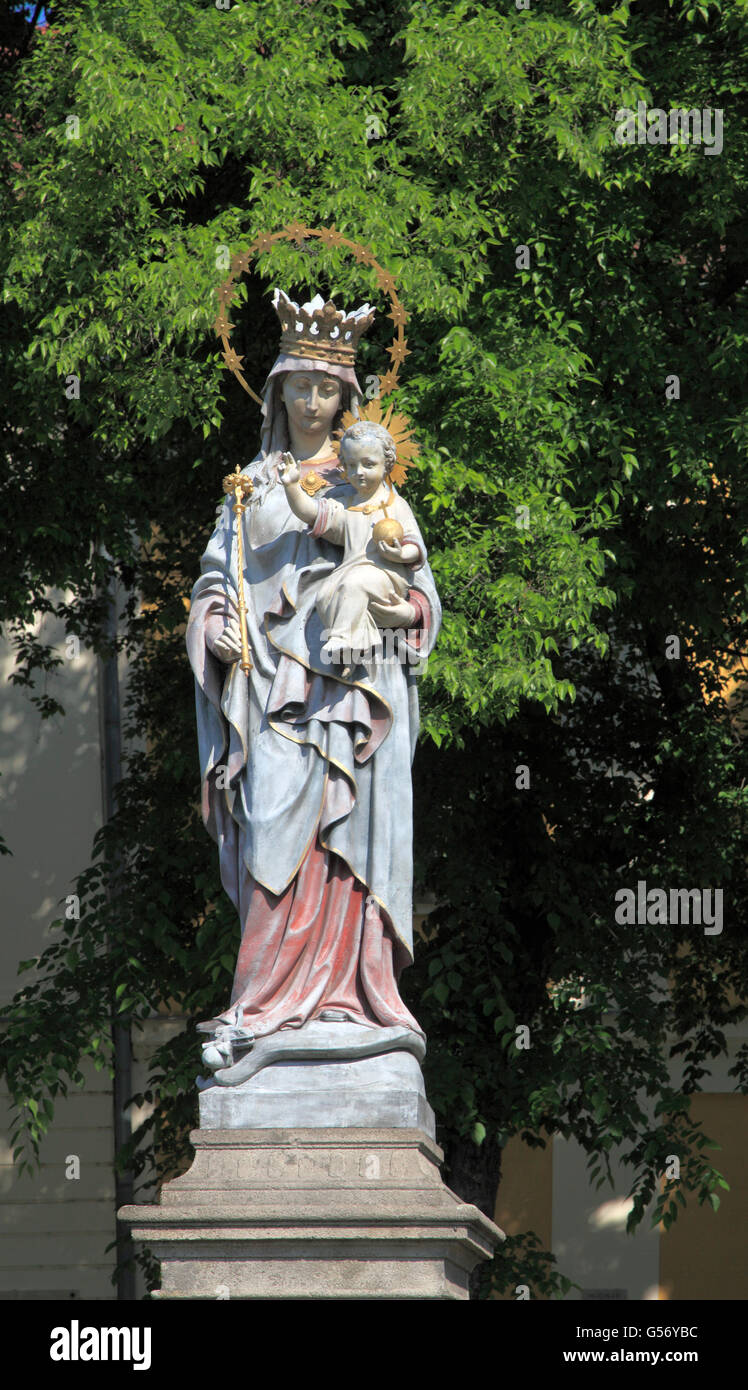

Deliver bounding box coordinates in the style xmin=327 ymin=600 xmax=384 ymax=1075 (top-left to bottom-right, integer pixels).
xmin=0 ymin=606 xmax=117 ymax=1298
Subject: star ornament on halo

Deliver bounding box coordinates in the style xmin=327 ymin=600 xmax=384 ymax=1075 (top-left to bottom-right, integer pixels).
xmin=222 ymin=347 xmax=245 ymax=372
xmin=387 ymin=338 xmax=411 ymax=366
xmin=330 ymin=399 xmax=420 ymax=490
xmin=319 ymin=224 xmax=346 ymax=248
xmin=283 ymin=219 xmax=307 ymax=245
xmin=375 ymin=270 xmax=397 ymax=295
xmin=387 ymin=302 xmax=409 ymax=329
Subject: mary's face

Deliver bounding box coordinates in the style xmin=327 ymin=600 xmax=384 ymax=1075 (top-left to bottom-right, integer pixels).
xmin=281 ymin=370 xmax=342 ymax=436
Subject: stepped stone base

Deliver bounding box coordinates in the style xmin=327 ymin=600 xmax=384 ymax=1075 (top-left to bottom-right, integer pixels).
xmin=120 ymin=1127 xmax=504 ymax=1300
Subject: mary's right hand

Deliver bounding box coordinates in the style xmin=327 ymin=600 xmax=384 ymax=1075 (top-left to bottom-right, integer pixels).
xmin=209 ymin=616 xmax=244 ymax=664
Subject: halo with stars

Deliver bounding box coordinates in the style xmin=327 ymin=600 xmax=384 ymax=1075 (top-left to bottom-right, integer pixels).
xmin=214 ymin=222 xmax=412 ymax=420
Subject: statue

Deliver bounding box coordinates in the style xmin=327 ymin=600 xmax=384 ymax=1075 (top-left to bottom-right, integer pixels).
xmin=120 ymin=275 xmax=502 ymax=1302
xmin=186 ymin=287 xmax=441 ymax=1083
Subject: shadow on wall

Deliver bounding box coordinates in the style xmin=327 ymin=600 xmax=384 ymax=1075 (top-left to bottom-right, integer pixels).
xmin=0 ymin=599 xmax=102 ymax=1000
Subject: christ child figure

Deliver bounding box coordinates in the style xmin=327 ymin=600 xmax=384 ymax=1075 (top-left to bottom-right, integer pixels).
xmin=278 ymin=421 xmax=426 ymax=669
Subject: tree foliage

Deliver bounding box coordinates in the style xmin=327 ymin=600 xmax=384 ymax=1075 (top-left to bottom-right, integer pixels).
xmin=1 ymin=0 xmax=747 ymax=1296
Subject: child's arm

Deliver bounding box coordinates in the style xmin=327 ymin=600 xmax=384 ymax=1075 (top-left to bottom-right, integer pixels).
xmin=278 ymin=452 xmax=319 ymax=527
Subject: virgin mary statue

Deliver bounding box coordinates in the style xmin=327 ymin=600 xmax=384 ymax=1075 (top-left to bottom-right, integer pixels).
xmin=186 ymin=288 xmax=441 ymax=1080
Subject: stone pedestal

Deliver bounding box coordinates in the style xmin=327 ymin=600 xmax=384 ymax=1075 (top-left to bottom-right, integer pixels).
xmin=198 ymin=1047 xmax=436 ymax=1136
xmin=120 ymin=1127 xmax=503 ymax=1300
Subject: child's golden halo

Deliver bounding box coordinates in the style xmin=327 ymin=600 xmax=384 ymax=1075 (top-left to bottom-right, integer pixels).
xmin=331 ymin=399 xmax=419 ymax=489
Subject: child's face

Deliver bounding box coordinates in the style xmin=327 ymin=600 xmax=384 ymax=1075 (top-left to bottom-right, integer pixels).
xmin=341 ymin=438 xmax=387 ymax=499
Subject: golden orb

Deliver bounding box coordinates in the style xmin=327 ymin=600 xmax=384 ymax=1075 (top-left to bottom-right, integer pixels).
xmin=372 ymin=518 xmax=404 ymax=547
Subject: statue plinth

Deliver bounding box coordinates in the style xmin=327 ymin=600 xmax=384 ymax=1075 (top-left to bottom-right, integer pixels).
xmin=198 ymin=1045 xmax=436 ymax=1135
xmin=119 ymin=1125 xmax=503 ymax=1301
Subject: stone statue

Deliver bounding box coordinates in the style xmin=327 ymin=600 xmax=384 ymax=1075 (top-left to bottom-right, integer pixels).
xmin=121 ymin=282 xmax=502 ymax=1298
xmin=186 ymin=287 xmax=441 ymax=1089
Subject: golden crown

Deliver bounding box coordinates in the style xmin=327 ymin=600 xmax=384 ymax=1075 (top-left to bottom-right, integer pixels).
xmin=272 ymin=288 xmax=376 ymax=366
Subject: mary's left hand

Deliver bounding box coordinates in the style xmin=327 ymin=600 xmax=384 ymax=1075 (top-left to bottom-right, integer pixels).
xmin=369 ymin=595 xmax=417 ymax=629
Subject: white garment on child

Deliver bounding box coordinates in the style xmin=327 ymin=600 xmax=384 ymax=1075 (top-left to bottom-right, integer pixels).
xmin=312 ymin=490 xmax=425 ymax=663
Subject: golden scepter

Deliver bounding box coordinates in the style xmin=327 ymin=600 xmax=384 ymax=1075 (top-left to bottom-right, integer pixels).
xmin=222 ymin=469 xmax=254 ymax=674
